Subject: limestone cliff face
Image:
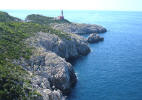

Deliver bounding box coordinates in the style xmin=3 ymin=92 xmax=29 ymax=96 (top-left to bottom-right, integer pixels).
xmin=29 ymin=32 xmax=90 ymax=60
xmin=24 ymin=14 xmax=106 ymax=100
xmin=23 ymin=32 xmax=90 ymax=100
xmin=50 ymin=23 xmax=107 ymax=34
xmin=23 ymin=50 xmax=74 ymax=100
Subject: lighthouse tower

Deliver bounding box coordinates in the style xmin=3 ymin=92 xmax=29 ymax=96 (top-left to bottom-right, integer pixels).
xmin=61 ymin=10 xmax=63 ymax=17
xmin=58 ymin=10 xmax=64 ymax=20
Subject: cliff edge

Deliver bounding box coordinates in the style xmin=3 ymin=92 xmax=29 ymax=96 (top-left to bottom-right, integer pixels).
xmin=0 ymin=11 xmax=106 ymax=100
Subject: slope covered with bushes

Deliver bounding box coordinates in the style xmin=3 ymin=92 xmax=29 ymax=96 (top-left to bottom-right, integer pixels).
xmin=0 ymin=11 xmax=21 ymax=22
xmin=26 ymin=14 xmax=71 ymax=25
xmin=0 ymin=11 xmax=72 ymax=100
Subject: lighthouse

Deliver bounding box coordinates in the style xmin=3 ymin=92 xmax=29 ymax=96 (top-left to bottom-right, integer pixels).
xmin=61 ymin=10 xmax=63 ymax=17
xmin=57 ymin=10 xmax=64 ymax=20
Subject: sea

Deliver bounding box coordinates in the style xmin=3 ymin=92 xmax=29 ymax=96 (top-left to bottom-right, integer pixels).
xmin=3 ymin=10 xmax=142 ymax=100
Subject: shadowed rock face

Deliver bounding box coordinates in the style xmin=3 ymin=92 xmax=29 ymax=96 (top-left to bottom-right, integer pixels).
xmin=27 ymin=32 xmax=90 ymax=90
xmin=44 ymin=52 xmax=77 ymax=93
xmin=30 ymin=32 xmax=90 ymax=60
xmin=51 ymin=23 xmax=107 ymax=34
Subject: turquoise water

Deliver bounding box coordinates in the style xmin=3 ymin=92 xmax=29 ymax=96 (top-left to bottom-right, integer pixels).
xmin=3 ymin=10 xmax=142 ymax=100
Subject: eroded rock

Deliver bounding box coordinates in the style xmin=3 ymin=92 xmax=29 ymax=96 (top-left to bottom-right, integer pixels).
xmin=87 ymin=33 xmax=104 ymax=43
xmin=28 ymin=32 xmax=90 ymax=59
xmin=23 ymin=30 xmax=92 ymax=100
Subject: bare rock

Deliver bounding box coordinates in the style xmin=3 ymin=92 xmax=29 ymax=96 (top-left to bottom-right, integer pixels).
xmin=23 ymin=30 xmax=92 ymax=99
xmin=28 ymin=32 xmax=90 ymax=60
xmin=87 ymin=33 xmax=104 ymax=43
xmin=32 ymin=75 xmax=66 ymax=100
xmin=24 ymin=48 xmax=77 ymax=94
xmin=51 ymin=23 xmax=107 ymax=34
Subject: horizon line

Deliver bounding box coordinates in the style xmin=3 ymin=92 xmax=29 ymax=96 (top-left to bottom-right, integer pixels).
xmin=1 ymin=9 xmax=142 ymax=12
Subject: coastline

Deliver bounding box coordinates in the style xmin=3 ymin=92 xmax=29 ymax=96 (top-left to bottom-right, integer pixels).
xmin=0 ymin=11 xmax=107 ymax=100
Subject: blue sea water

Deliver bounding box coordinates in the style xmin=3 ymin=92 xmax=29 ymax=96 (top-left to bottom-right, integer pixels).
xmin=3 ymin=10 xmax=142 ymax=100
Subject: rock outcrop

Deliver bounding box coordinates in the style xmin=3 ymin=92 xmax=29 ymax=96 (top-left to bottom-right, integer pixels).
xmin=32 ymin=75 xmax=66 ymax=100
xmin=87 ymin=33 xmax=104 ymax=43
xmin=22 ymin=31 xmax=91 ymax=100
xmin=20 ymin=49 xmax=75 ymax=100
xmin=51 ymin=23 xmax=107 ymax=34
xmin=28 ymin=32 xmax=90 ymax=60
xmin=25 ymin=14 xmax=107 ymax=34
xmin=29 ymin=51 xmax=76 ymax=93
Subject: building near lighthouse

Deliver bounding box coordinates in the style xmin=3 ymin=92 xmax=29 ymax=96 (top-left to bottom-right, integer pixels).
xmin=57 ymin=10 xmax=64 ymax=20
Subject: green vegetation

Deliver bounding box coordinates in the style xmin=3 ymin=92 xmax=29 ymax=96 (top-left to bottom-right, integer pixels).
xmin=0 ymin=22 xmax=35 ymax=99
xmin=0 ymin=14 xmax=33 ymax=100
xmin=0 ymin=11 xmax=72 ymax=100
xmin=0 ymin=11 xmax=21 ymax=22
xmin=26 ymin=14 xmax=71 ymax=25
xmin=0 ymin=63 xmax=31 ymax=100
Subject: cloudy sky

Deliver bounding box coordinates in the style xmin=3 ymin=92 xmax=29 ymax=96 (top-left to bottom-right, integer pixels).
xmin=0 ymin=0 xmax=142 ymax=11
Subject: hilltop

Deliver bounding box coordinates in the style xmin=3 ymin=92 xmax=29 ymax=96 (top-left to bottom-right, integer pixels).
xmin=26 ymin=14 xmax=71 ymax=24
xmin=0 ymin=11 xmax=21 ymax=22
xmin=26 ymin=14 xmax=107 ymax=34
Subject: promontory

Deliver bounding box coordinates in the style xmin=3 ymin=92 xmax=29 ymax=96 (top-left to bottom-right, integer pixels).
xmin=0 ymin=11 xmax=107 ymax=100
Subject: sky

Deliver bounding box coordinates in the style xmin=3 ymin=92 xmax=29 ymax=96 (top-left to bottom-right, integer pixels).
xmin=0 ymin=0 xmax=142 ymax=11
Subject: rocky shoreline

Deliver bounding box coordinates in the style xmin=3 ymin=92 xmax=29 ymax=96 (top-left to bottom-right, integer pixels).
xmin=24 ymin=25 xmax=106 ymax=99
xmin=50 ymin=23 xmax=107 ymax=34
xmin=0 ymin=12 xmax=107 ymax=100
xmin=24 ymin=26 xmax=106 ymax=99
xmin=23 ymin=31 xmax=91 ymax=99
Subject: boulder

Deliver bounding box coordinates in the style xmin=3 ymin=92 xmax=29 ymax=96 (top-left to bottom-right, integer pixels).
xmin=87 ymin=33 xmax=104 ymax=43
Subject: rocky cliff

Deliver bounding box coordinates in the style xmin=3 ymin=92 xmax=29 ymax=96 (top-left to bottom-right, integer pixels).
xmin=22 ymin=31 xmax=90 ymax=99
xmin=29 ymin=32 xmax=90 ymax=59
xmin=21 ymin=49 xmax=73 ymax=100
xmin=0 ymin=11 xmax=106 ymax=100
